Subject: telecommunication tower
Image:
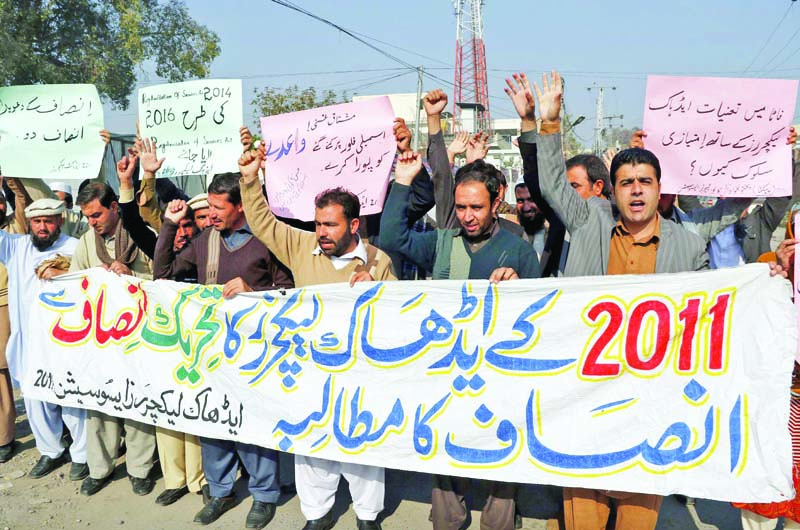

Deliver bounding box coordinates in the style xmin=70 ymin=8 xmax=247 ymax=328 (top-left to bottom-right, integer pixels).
xmin=452 ymin=0 xmax=491 ymax=134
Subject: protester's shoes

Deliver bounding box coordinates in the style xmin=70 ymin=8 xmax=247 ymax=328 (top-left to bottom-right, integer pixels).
xmin=0 ymin=440 xmax=16 ymax=463
xmin=198 ymin=484 xmax=211 ymax=505
xmin=69 ymin=462 xmax=89 ymax=481
xmin=193 ymin=496 xmax=235 ymax=525
xmin=301 ymin=510 xmax=335 ymax=530
xmin=155 ymin=486 xmax=188 ymax=506
xmin=29 ymin=454 xmax=66 ymax=479
xmin=356 ymin=519 xmax=382 ymax=530
xmin=130 ymin=475 xmax=156 ymax=496
xmin=80 ymin=475 xmax=112 ymax=496
xmin=245 ymin=501 xmax=276 ymax=529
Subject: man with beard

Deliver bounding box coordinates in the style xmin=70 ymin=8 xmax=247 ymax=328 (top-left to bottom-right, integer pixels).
xmin=515 ymin=182 xmax=547 ymax=260
xmin=240 ymin=146 xmax=395 ymax=530
xmin=380 ymin=153 xmax=539 ymax=530
xmin=173 ymin=209 xmax=196 ymax=252
xmin=0 ymin=198 xmax=85 ymax=479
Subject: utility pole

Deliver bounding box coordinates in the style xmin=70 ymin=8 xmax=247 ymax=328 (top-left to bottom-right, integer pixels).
xmin=414 ymin=65 xmax=424 ymax=152
xmin=587 ymin=83 xmax=615 ymax=154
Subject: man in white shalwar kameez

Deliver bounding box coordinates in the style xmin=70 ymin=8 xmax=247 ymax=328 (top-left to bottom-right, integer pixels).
xmin=0 ymin=198 xmax=86 ymax=480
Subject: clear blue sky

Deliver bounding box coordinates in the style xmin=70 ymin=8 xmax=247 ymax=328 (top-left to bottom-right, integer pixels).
xmin=106 ymin=0 xmax=800 ymax=147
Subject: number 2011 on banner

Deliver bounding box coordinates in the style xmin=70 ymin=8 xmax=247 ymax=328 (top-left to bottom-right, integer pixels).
xmin=579 ymin=290 xmax=733 ymax=379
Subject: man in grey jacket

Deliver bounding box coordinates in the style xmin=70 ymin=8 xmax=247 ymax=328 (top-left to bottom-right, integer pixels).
xmin=532 ymin=70 xmax=708 ymax=530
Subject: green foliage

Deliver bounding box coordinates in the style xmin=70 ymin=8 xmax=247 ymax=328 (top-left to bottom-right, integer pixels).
xmin=0 ymin=0 xmax=220 ymax=110
xmin=562 ymin=112 xmax=589 ymax=159
xmin=252 ymin=85 xmax=346 ymax=120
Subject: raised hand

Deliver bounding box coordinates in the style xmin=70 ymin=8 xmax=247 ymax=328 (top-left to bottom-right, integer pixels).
xmin=240 ymin=126 xmax=254 ymax=152
xmin=394 ymin=151 xmax=423 ymax=186
xmin=99 ymin=129 xmax=111 ymax=145
xmin=393 ymin=118 xmax=412 ymax=154
xmin=465 ymin=132 xmax=490 ymax=164
xmin=423 ymin=89 xmax=448 ymax=116
xmin=630 ymin=130 xmax=647 ymax=149
xmin=238 ymin=146 xmax=264 ymax=179
xmin=505 ymin=73 xmax=536 ymax=122
xmin=116 ymin=150 xmax=138 ymax=188
xmin=533 ymin=71 xmax=563 ymax=123
xmin=164 ymin=199 xmax=188 ymax=225
xmin=447 ymin=131 xmax=470 ymax=164
xmin=788 ymin=126 xmax=797 ymax=146
xmin=138 ymin=137 xmax=165 ymax=175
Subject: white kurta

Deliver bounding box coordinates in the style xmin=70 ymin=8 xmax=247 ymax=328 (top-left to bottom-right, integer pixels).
xmin=0 ymin=232 xmax=77 ymax=385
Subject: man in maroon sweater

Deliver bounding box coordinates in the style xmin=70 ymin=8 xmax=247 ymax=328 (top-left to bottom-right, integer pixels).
xmin=153 ymin=172 xmax=293 ymax=529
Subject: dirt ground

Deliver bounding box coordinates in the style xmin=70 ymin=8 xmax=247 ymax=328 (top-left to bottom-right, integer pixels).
xmin=0 ymin=391 xmax=749 ymax=530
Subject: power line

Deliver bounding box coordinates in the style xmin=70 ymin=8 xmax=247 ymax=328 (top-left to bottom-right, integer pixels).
xmin=349 ymin=31 xmax=452 ymax=67
xmin=744 ymin=2 xmax=795 ymax=72
xmin=267 ymin=0 xmax=420 ymax=72
xmin=345 ymin=71 xmax=414 ymax=93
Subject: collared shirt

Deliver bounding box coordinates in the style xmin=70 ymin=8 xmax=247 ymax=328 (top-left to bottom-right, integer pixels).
xmin=708 ymin=224 xmax=745 ymax=269
xmin=607 ymin=216 xmax=661 ymax=275
xmin=461 ymin=220 xmax=501 ymax=253
xmin=312 ymin=234 xmax=368 ymax=271
xmin=222 ymin=222 xmax=254 ymax=251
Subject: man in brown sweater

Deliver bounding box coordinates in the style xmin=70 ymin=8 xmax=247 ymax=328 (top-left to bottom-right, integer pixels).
xmin=239 ymin=147 xmax=395 ymax=530
xmin=153 ymin=172 xmax=293 ymax=529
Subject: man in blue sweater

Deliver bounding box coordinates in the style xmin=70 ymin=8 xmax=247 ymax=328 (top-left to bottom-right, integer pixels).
xmin=381 ymin=154 xmax=540 ymax=282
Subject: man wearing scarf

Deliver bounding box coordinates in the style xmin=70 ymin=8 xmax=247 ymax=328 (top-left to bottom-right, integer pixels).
xmin=69 ymin=182 xmax=157 ymax=497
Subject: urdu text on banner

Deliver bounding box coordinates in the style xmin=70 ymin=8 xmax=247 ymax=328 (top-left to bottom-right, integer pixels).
xmin=22 ymin=265 xmax=796 ymax=503
xmin=0 ymin=84 xmax=105 ymax=180
xmin=642 ymin=75 xmax=798 ymax=197
xmin=260 ymin=97 xmax=396 ymax=221
xmin=138 ymin=79 xmax=243 ymax=179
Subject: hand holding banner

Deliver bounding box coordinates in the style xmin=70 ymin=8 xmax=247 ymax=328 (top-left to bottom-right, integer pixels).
xmin=260 ymin=97 xmax=396 ymax=221
xmin=22 ymin=265 xmax=797 ymax=502
xmin=643 ymin=75 xmax=798 ymax=197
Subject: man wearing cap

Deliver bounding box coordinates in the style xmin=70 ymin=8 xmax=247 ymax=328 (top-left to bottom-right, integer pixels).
xmin=50 ymin=181 xmax=74 ymax=210
xmin=0 ymin=198 xmax=86 ymax=479
xmin=187 ymin=193 xmax=210 ymax=231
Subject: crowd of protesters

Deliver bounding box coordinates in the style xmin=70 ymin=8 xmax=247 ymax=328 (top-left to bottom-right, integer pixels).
xmin=0 ymin=70 xmax=797 ymax=530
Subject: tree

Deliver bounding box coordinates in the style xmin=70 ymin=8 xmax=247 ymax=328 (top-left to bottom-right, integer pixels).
xmin=252 ymin=85 xmax=346 ymax=121
xmin=602 ymin=127 xmax=638 ymax=151
xmin=562 ymin=112 xmax=589 ymax=159
xmin=0 ymin=0 xmax=220 ymax=109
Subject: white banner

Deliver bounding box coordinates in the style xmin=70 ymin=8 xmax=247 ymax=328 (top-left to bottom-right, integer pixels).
xmin=138 ymin=79 xmax=243 ymax=178
xmin=0 ymin=84 xmax=105 ymax=180
xmin=23 ymin=265 xmax=796 ymax=502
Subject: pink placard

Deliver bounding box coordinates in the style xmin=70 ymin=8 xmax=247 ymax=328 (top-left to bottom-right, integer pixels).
xmin=260 ymin=97 xmax=396 ymax=221
xmin=643 ymin=75 xmax=798 ymax=197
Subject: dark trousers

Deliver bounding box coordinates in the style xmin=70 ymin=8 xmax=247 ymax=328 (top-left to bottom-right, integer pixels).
xmin=199 ymin=437 xmax=279 ymax=503
xmin=431 ymin=475 xmax=516 ymax=530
